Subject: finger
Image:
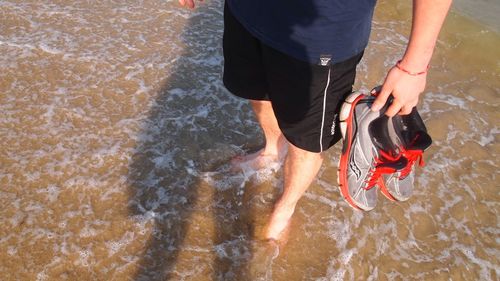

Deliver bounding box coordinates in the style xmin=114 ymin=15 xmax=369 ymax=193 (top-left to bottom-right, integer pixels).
xmin=179 ymin=0 xmax=186 ymax=6
xmin=370 ymin=85 xmax=382 ymax=95
xmin=385 ymin=100 xmax=402 ymax=117
xmin=187 ymin=0 xmax=195 ymax=8
xmin=398 ymin=105 xmax=413 ymax=116
xmin=371 ymin=83 xmax=392 ymax=112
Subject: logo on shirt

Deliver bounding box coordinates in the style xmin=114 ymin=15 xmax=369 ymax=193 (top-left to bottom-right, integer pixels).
xmin=319 ymin=54 xmax=332 ymax=66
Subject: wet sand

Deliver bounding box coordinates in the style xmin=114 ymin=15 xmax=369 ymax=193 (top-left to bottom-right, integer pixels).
xmin=0 ymin=0 xmax=499 ymax=280
xmin=452 ymin=0 xmax=500 ymax=34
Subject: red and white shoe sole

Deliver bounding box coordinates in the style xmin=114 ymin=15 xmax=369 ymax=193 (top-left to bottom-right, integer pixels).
xmin=337 ymin=92 xmax=366 ymax=210
xmin=338 ymin=91 xmax=399 ymax=205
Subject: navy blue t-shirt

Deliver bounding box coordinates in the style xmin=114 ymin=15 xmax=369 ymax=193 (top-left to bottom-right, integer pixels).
xmin=226 ymin=0 xmax=377 ymax=65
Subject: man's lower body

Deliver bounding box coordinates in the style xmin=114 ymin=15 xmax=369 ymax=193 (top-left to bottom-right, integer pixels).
xmin=222 ymin=4 xmax=363 ymax=240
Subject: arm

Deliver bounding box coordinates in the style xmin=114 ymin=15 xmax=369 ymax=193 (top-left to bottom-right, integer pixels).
xmin=371 ymin=0 xmax=453 ymax=116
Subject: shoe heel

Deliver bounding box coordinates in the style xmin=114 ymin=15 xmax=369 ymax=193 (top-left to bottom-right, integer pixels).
xmin=339 ymin=92 xmax=362 ymax=123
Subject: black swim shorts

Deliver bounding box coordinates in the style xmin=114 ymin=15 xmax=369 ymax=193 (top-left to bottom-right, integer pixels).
xmin=222 ymin=4 xmax=364 ymax=153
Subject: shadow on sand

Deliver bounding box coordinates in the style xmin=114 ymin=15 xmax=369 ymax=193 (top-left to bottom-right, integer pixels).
xmin=126 ymin=1 xmax=318 ymax=279
xmin=126 ymin=1 xmax=274 ymax=280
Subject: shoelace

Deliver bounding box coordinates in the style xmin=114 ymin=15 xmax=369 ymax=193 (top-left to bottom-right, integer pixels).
xmin=364 ymin=150 xmax=400 ymax=190
xmin=399 ymin=149 xmax=425 ymax=179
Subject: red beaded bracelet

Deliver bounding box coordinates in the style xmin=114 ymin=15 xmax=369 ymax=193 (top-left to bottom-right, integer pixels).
xmin=395 ymin=60 xmax=429 ymax=76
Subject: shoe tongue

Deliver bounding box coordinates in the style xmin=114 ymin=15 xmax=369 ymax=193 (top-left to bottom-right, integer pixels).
xmin=406 ymin=130 xmax=432 ymax=151
xmin=369 ymin=115 xmax=400 ymax=157
xmin=397 ymin=107 xmax=433 ymax=150
xmin=378 ymin=156 xmax=408 ymax=170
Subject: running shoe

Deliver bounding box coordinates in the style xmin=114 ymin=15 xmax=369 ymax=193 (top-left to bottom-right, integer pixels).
xmin=338 ymin=92 xmax=407 ymax=211
xmin=379 ymin=107 xmax=432 ymax=201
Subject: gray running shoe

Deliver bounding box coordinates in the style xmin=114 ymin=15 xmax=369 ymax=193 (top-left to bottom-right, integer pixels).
xmin=380 ymin=107 xmax=432 ymax=201
xmin=338 ymin=92 xmax=406 ymax=211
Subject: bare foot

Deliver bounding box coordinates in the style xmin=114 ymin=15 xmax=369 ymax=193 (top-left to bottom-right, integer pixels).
xmin=230 ymin=148 xmax=280 ymax=171
xmin=246 ymin=239 xmax=280 ymax=279
xmin=264 ymin=202 xmax=295 ymax=241
xmin=231 ymin=142 xmax=288 ymax=172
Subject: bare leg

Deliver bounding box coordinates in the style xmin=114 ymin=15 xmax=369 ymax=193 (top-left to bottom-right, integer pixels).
xmin=237 ymin=100 xmax=323 ymax=240
xmin=265 ymin=143 xmax=323 ymax=240
xmin=232 ymin=100 xmax=287 ymax=170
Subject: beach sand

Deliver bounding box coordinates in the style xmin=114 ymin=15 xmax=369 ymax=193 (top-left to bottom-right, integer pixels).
xmin=0 ymin=0 xmax=498 ymax=280
xmin=452 ymin=0 xmax=500 ymax=34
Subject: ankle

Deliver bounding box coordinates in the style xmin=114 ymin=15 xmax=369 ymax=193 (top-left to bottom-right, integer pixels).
xmin=262 ymin=135 xmax=288 ymax=157
xmin=273 ymin=199 xmax=297 ymax=214
xmin=261 ymin=147 xmax=280 ymax=156
xmin=262 ymin=142 xmax=286 ymax=157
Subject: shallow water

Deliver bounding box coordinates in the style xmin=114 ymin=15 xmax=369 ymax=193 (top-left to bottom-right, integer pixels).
xmin=0 ymin=0 xmax=499 ymax=280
